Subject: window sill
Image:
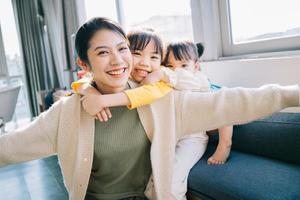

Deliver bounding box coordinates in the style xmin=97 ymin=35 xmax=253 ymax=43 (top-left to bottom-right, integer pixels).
xmin=207 ymin=50 xmax=300 ymax=63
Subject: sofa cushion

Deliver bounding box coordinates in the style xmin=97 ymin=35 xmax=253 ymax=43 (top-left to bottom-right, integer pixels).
xmin=188 ymin=146 xmax=300 ymax=200
xmin=209 ymin=112 xmax=300 ymax=165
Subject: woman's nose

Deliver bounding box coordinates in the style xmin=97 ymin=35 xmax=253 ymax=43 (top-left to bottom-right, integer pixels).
xmin=110 ymin=51 xmax=123 ymax=66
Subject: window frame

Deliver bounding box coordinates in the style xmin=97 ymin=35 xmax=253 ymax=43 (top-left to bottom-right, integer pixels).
xmin=219 ymin=0 xmax=300 ymax=57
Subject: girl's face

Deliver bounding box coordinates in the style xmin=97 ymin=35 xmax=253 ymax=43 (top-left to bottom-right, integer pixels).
xmin=131 ymin=39 xmax=162 ymax=83
xmin=165 ymin=50 xmax=198 ymax=73
xmin=80 ymin=29 xmax=132 ymax=94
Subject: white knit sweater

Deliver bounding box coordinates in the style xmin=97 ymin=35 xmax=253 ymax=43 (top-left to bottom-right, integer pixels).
xmin=0 ymin=82 xmax=299 ymax=200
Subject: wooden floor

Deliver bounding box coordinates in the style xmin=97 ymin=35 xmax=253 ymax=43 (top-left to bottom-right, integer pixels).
xmin=0 ymin=155 xmax=68 ymax=200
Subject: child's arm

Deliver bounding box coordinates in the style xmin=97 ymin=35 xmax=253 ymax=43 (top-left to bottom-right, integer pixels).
xmin=71 ymin=78 xmax=114 ymax=121
xmin=124 ymin=82 xmax=173 ymax=109
xmin=73 ymin=69 xmax=172 ymax=114
xmin=82 ymin=91 xmax=130 ymax=116
xmin=81 ymin=82 xmax=173 ymax=112
xmin=161 ymin=67 xmax=211 ymax=92
xmin=71 ymin=74 xmax=93 ymax=95
xmin=141 ymin=69 xmax=170 ymax=85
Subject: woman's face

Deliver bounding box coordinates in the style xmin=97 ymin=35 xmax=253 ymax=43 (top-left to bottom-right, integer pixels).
xmin=86 ymin=29 xmax=132 ymax=94
xmin=130 ymin=39 xmax=162 ymax=83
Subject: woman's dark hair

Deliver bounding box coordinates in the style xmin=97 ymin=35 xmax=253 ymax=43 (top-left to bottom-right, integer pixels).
xmin=75 ymin=17 xmax=127 ymax=64
xmin=127 ymin=28 xmax=164 ymax=60
xmin=163 ymin=41 xmax=204 ymax=65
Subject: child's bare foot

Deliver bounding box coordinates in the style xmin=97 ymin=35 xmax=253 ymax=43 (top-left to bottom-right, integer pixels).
xmin=207 ymin=142 xmax=231 ymax=165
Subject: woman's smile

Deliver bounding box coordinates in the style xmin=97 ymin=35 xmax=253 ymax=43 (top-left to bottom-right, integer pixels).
xmin=106 ymin=67 xmax=129 ymax=78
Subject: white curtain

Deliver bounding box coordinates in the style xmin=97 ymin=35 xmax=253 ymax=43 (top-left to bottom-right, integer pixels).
xmin=40 ymin=0 xmax=84 ymax=76
xmin=12 ymin=0 xmax=83 ymax=116
xmin=40 ymin=0 xmax=66 ymax=87
xmin=0 ymin=25 xmax=8 ymax=78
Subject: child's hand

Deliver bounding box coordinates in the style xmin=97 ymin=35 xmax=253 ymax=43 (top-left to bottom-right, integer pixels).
xmin=95 ymin=108 xmax=112 ymax=122
xmin=81 ymin=87 xmax=112 ymax=120
xmin=141 ymin=69 xmax=166 ymax=85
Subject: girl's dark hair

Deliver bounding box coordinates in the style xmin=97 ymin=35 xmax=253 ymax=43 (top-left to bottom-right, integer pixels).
xmin=75 ymin=17 xmax=127 ymax=64
xmin=127 ymin=28 xmax=163 ymax=60
xmin=163 ymin=41 xmax=204 ymax=65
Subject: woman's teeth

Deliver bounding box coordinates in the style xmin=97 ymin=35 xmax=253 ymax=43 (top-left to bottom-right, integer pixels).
xmin=107 ymin=68 xmax=125 ymax=75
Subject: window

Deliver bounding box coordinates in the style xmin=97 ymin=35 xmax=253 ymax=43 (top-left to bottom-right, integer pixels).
xmin=0 ymin=26 xmax=8 ymax=77
xmin=0 ymin=0 xmax=31 ymax=128
xmin=84 ymin=0 xmax=118 ymax=21
xmin=84 ymin=0 xmax=194 ymax=44
xmin=219 ymin=0 xmax=300 ymax=56
xmin=122 ymin=0 xmax=193 ymax=43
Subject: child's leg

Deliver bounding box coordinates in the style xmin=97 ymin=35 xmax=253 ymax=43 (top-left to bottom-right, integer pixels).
xmin=207 ymin=125 xmax=233 ymax=165
xmin=171 ymin=133 xmax=208 ymax=200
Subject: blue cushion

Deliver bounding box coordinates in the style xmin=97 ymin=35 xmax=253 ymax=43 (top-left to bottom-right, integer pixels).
xmin=188 ymin=146 xmax=300 ymax=200
xmin=209 ymin=112 xmax=300 ymax=165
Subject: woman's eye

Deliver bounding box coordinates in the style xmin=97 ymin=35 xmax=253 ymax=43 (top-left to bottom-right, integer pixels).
xmin=119 ymin=46 xmax=128 ymax=52
xmin=98 ymin=51 xmax=108 ymax=56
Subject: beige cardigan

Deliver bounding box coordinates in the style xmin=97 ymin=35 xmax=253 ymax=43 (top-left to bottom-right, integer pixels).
xmin=0 ymin=82 xmax=299 ymax=200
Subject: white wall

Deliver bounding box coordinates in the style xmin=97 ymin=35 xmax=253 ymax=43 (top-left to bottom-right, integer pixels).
xmin=201 ymin=55 xmax=300 ymax=112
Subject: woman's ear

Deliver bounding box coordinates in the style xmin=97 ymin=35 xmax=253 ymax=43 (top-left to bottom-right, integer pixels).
xmin=76 ymin=57 xmax=91 ymax=72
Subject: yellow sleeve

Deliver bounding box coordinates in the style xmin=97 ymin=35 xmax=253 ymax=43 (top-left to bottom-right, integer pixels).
xmin=70 ymin=77 xmax=91 ymax=95
xmin=124 ymin=81 xmax=173 ymax=109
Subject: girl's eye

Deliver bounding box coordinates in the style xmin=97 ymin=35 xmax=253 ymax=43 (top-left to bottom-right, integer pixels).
xmin=181 ymin=64 xmax=187 ymax=68
xmin=133 ymin=51 xmax=141 ymax=56
xmin=151 ymin=56 xmax=160 ymax=60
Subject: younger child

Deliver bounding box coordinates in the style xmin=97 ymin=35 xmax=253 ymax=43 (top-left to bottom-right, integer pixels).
xmin=162 ymin=41 xmax=233 ymax=166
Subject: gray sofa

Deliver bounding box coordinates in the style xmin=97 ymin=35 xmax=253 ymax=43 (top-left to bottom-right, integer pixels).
xmin=187 ymin=112 xmax=300 ymax=200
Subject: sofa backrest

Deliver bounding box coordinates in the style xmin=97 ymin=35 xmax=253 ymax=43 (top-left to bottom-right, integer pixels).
xmin=232 ymin=112 xmax=300 ymax=165
xmin=208 ymin=112 xmax=300 ymax=165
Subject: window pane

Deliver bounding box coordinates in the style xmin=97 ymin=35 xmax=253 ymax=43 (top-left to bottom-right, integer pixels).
xmin=0 ymin=0 xmax=31 ymax=127
xmin=84 ymin=0 xmax=118 ymax=21
xmin=229 ymin=0 xmax=300 ymax=44
xmin=122 ymin=0 xmax=193 ymax=43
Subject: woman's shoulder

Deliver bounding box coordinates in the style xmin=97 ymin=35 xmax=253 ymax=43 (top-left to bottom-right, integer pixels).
xmin=128 ymin=79 xmax=139 ymax=88
xmin=51 ymin=93 xmax=81 ymax=109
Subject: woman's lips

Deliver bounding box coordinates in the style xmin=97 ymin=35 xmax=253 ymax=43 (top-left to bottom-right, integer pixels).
xmin=106 ymin=67 xmax=128 ymax=78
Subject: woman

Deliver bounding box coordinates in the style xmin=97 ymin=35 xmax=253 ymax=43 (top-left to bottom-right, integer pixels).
xmin=0 ymin=17 xmax=299 ymax=200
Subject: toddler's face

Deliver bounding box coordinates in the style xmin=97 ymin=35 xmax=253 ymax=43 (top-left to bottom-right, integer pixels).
xmin=165 ymin=50 xmax=197 ymax=73
xmin=130 ymin=39 xmax=161 ymax=83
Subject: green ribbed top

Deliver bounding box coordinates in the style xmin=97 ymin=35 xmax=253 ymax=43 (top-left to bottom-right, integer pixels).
xmin=86 ymin=106 xmax=151 ymax=200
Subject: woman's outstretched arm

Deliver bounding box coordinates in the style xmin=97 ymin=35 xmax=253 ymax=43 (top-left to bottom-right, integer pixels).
xmin=0 ymin=97 xmax=64 ymax=166
xmin=179 ymin=84 xmax=299 ymax=135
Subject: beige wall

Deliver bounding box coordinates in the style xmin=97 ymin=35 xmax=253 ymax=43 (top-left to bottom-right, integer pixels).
xmin=201 ymin=55 xmax=300 ymax=112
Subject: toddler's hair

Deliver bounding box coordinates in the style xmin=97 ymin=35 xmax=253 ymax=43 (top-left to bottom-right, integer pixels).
xmin=163 ymin=41 xmax=204 ymax=65
xmin=127 ymin=28 xmax=164 ymax=60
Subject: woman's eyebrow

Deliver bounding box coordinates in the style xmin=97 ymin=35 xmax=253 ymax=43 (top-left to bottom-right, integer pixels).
xmin=94 ymin=41 xmax=127 ymax=51
xmin=117 ymin=41 xmax=127 ymax=46
xmin=94 ymin=46 xmax=108 ymax=51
